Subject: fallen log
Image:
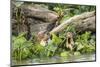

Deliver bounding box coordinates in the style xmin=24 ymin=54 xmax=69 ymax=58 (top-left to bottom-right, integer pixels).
xmin=75 ymin=16 xmax=95 ymax=33
xmin=50 ymin=11 xmax=96 ymax=33
xmin=21 ymin=6 xmax=58 ymax=23
xmin=12 ymin=4 xmax=59 ymax=35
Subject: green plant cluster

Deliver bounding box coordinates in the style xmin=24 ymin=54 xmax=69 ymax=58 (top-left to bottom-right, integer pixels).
xmin=12 ymin=33 xmax=34 ymax=61
xmin=12 ymin=29 xmax=95 ymax=61
xmin=12 ymin=33 xmax=62 ymax=61
xmin=75 ymin=31 xmax=95 ymax=54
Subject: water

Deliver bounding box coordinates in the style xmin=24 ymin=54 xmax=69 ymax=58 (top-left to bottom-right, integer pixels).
xmin=12 ymin=53 xmax=95 ymax=66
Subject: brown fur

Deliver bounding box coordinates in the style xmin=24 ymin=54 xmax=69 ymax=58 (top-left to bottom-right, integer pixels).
xmin=66 ymin=32 xmax=74 ymax=51
xmin=37 ymin=31 xmax=49 ymax=46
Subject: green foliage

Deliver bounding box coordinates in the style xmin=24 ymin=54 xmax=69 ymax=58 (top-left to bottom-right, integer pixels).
xmin=74 ymin=51 xmax=81 ymax=56
xmin=76 ymin=31 xmax=91 ymax=43
xmin=45 ymin=44 xmax=57 ymax=57
xmin=12 ymin=33 xmax=33 ymax=61
xmin=12 ymin=29 xmax=95 ymax=62
xmin=51 ymin=33 xmax=62 ymax=45
xmin=56 ymin=5 xmax=96 ymax=23
xmin=75 ymin=32 xmax=95 ymax=54
xmin=44 ymin=34 xmax=62 ymax=57
xmin=32 ymin=44 xmax=46 ymax=57
xmin=60 ymin=51 xmax=72 ymax=57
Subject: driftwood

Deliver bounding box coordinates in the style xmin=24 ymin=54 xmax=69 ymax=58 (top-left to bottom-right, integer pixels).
xmin=12 ymin=4 xmax=59 ymax=35
xmin=21 ymin=6 xmax=58 ymax=23
xmin=50 ymin=11 xmax=96 ymax=33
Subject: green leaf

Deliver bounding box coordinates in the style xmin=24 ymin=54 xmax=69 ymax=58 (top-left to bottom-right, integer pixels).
xmin=60 ymin=51 xmax=71 ymax=57
xmin=51 ymin=33 xmax=62 ymax=45
xmin=46 ymin=44 xmax=57 ymax=52
xmin=74 ymin=52 xmax=81 ymax=56
xmin=77 ymin=44 xmax=84 ymax=51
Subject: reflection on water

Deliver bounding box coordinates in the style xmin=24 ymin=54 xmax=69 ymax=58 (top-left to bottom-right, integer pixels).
xmin=12 ymin=54 xmax=95 ymax=65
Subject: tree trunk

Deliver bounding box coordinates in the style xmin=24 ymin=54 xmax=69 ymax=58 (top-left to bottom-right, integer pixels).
xmin=50 ymin=11 xmax=96 ymax=34
xmin=21 ymin=6 xmax=58 ymax=23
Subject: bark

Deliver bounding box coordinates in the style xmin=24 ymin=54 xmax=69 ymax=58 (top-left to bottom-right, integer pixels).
xmin=21 ymin=6 xmax=58 ymax=23
xmin=50 ymin=11 xmax=96 ymax=33
xmin=12 ymin=5 xmax=59 ymax=35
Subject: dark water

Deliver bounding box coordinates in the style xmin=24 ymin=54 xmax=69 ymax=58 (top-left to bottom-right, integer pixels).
xmin=12 ymin=53 xmax=95 ymax=66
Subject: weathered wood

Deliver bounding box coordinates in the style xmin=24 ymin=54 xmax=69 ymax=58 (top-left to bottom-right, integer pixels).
xmin=50 ymin=11 xmax=96 ymax=33
xmin=21 ymin=6 xmax=58 ymax=22
xmin=12 ymin=5 xmax=59 ymax=35
xmin=75 ymin=16 xmax=95 ymax=33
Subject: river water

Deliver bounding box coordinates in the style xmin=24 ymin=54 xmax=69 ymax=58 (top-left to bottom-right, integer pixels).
xmin=12 ymin=53 xmax=95 ymax=66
